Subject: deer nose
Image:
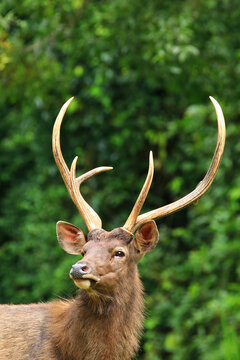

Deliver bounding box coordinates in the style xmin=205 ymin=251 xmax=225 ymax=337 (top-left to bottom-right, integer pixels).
xmin=70 ymin=264 xmax=90 ymax=279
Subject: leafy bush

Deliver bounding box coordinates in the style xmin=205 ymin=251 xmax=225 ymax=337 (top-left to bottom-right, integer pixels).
xmin=0 ymin=0 xmax=240 ymax=359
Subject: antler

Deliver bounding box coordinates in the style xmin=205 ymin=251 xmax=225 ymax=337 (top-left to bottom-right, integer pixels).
xmin=52 ymin=98 xmax=112 ymax=231
xmin=123 ymin=151 xmax=154 ymax=231
xmin=123 ymin=96 xmax=226 ymax=233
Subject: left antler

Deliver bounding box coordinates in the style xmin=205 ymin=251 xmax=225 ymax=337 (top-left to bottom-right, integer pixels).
xmin=123 ymin=96 xmax=226 ymax=232
xmin=52 ymin=97 xmax=112 ymax=231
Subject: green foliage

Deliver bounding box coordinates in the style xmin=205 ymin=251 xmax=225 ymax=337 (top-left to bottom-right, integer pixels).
xmin=0 ymin=0 xmax=240 ymax=359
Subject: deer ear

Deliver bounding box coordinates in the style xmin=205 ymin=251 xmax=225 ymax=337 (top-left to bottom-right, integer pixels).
xmin=134 ymin=220 xmax=159 ymax=258
xmin=56 ymin=221 xmax=87 ymax=255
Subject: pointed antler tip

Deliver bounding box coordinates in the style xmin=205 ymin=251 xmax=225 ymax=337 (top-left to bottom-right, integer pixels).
xmin=71 ymin=156 xmax=79 ymax=172
xmin=63 ymin=97 xmax=74 ymax=108
xmin=97 ymin=166 xmax=114 ymax=173
xmin=59 ymin=97 xmax=75 ymax=115
xmin=96 ymin=166 xmax=113 ymax=172
xmin=149 ymin=151 xmax=154 ymax=165
xmin=209 ymin=96 xmax=217 ymax=105
xmin=209 ymin=97 xmax=224 ymax=119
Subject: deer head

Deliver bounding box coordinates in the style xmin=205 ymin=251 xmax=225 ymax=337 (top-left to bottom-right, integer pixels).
xmin=52 ymin=97 xmax=225 ymax=293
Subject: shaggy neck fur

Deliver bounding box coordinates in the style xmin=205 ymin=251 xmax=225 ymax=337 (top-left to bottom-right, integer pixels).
xmin=50 ymin=267 xmax=144 ymax=360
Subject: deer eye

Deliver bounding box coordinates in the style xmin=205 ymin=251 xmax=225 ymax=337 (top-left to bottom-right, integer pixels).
xmin=114 ymin=250 xmax=125 ymax=257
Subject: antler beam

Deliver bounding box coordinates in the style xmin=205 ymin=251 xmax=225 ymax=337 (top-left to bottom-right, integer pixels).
xmin=130 ymin=96 xmax=225 ymax=232
xmin=52 ymin=98 xmax=112 ymax=231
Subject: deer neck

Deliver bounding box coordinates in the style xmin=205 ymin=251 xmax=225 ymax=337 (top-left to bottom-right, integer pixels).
xmin=50 ymin=267 xmax=144 ymax=360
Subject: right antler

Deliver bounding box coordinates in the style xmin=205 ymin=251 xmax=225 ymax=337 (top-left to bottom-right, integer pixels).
xmin=123 ymin=96 xmax=226 ymax=232
xmin=52 ymin=97 xmax=112 ymax=231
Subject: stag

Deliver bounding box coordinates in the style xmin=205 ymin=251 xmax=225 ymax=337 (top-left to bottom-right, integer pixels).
xmin=0 ymin=97 xmax=225 ymax=360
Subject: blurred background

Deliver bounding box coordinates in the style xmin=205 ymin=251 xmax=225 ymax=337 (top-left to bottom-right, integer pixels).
xmin=0 ymin=0 xmax=240 ymax=359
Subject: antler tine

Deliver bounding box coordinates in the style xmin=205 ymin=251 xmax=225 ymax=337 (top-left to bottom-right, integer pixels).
xmin=123 ymin=151 xmax=154 ymax=232
xmin=76 ymin=166 xmax=113 ymax=186
xmin=132 ymin=96 xmax=226 ymax=232
xmin=53 ymin=98 xmax=113 ymax=231
xmin=70 ymin=157 xmax=112 ymax=231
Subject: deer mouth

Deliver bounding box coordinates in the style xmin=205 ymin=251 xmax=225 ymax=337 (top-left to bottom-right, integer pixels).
xmin=70 ymin=274 xmax=100 ymax=290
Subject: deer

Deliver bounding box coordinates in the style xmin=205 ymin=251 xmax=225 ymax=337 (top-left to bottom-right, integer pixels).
xmin=0 ymin=96 xmax=225 ymax=360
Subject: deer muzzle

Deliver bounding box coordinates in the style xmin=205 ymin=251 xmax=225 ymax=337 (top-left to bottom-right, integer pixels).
xmin=69 ymin=263 xmax=100 ymax=290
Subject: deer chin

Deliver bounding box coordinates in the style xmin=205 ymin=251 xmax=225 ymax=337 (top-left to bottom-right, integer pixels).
xmin=73 ymin=279 xmax=91 ymax=290
xmin=71 ymin=274 xmax=100 ymax=290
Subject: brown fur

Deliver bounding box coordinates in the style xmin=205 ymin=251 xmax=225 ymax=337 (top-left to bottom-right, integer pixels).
xmin=0 ymin=304 xmax=55 ymax=359
xmin=49 ymin=269 xmax=144 ymax=360
xmin=0 ymin=224 xmax=158 ymax=360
